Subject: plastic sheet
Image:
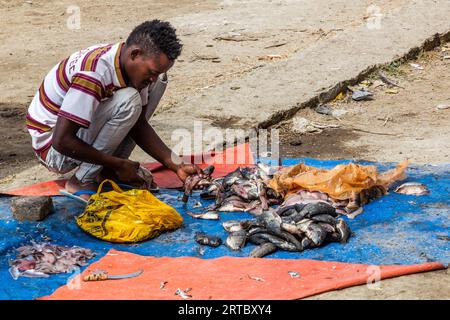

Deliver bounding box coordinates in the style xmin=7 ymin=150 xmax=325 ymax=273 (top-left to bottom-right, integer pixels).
xmin=269 ymin=160 xmax=409 ymax=200
xmin=0 ymin=157 xmax=448 ymax=300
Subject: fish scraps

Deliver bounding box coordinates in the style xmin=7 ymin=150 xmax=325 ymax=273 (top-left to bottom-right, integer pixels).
xmin=9 ymin=242 xmax=95 ymax=280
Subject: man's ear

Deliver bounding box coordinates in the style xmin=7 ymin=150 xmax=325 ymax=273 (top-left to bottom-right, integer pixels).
xmin=130 ymin=48 xmax=142 ymax=61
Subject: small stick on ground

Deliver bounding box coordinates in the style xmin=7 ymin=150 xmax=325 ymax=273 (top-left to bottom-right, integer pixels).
xmin=352 ymin=128 xmax=397 ymax=136
xmin=378 ymin=71 xmax=405 ymax=89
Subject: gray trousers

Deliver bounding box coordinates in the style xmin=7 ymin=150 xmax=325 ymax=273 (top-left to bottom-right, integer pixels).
xmin=43 ymin=76 xmax=167 ymax=183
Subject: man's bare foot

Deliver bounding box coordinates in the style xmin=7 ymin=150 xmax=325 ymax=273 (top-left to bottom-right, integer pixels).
xmin=65 ymin=175 xmax=99 ymax=201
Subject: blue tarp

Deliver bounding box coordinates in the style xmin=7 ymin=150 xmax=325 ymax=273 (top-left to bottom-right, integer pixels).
xmin=0 ymin=158 xmax=449 ymax=299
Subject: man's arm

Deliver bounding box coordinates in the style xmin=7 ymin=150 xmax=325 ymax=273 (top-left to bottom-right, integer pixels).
xmin=52 ymin=117 xmax=143 ymax=183
xmin=129 ymin=107 xmax=201 ymax=181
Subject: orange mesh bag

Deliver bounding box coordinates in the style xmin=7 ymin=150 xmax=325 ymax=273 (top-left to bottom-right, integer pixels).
xmin=268 ymin=161 xmax=409 ymax=200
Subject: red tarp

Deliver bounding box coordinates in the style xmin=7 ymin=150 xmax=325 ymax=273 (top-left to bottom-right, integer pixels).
xmin=41 ymin=249 xmax=444 ymax=300
xmin=4 ymin=143 xmax=254 ymax=196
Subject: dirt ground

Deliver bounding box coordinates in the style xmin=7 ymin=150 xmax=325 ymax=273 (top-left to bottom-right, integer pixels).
xmin=0 ymin=0 xmax=409 ymax=180
xmin=278 ymin=47 xmax=450 ymax=163
xmin=0 ymin=0 xmax=448 ymax=299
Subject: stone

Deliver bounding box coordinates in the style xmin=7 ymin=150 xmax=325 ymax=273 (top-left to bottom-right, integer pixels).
xmin=10 ymin=196 xmax=53 ymax=221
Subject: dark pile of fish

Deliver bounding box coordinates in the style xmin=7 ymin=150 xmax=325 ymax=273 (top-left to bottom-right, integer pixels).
xmin=183 ymin=163 xmax=282 ymax=215
xmin=182 ymin=164 xmax=352 ymax=257
xmin=9 ymin=242 xmax=95 ymax=279
xmin=223 ymin=201 xmax=351 ymax=258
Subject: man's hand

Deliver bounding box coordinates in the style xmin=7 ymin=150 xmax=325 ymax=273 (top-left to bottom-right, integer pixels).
xmin=114 ymin=159 xmax=144 ymax=184
xmin=176 ymin=163 xmax=202 ymax=182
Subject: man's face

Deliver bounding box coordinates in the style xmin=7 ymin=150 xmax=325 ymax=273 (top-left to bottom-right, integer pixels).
xmin=125 ymin=47 xmax=174 ymax=91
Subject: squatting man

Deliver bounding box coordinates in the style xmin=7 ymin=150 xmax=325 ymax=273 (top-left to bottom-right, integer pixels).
xmin=26 ymin=20 xmax=201 ymax=199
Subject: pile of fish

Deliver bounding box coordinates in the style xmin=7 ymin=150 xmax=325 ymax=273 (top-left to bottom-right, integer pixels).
xmin=184 ymin=163 xmax=282 ymax=216
xmin=281 ymin=186 xmax=386 ymax=219
xmin=223 ymin=201 xmax=351 ymax=258
xmin=9 ymin=242 xmax=95 ymax=279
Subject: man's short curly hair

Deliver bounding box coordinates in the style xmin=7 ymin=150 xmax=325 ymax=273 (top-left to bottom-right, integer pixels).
xmin=126 ymin=20 xmax=182 ymax=60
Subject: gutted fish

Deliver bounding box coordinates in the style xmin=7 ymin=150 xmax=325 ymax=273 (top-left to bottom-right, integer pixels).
xmin=187 ymin=212 xmax=220 ymax=220
xmin=394 ymin=182 xmax=430 ymax=196
xmin=182 ymin=165 xmax=216 ymax=202
xmin=9 ymin=242 xmax=95 ymax=279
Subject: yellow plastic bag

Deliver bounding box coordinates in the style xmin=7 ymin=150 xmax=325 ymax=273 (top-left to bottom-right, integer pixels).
xmin=268 ymin=160 xmax=409 ymax=201
xmin=76 ymin=180 xmax=183 ymax=243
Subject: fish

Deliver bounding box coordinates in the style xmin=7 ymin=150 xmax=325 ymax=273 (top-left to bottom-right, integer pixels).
xmin=335 ymin=219 xmax=351 ymax=243
xmin=231 ymin=182 xmax=259 ymax=200
xmin=394 ymin=182 xmax=430 ymax=196
xmin=301 ymin=237 xmax=312 ymax=249
xmin=278 ymin=231 xmax=304 ymax=251
xmin=222 ymin=220 xmax=253 ymax=233
xmin=194 ymin=232 xmax=222 ymax=247
xmin=192 ymin=201 xmax=202 ymax=208
xmin=317 ymin=222 xmax=336 ymax=233
xmin=217 ymin=197 xmax=260 ymax=212
xmin=296 ymin=219 xmax=314 ymax=233
xmin=310 ymin=214 xmax=336 ymax=225
xmin=182 ymin=166 xmax=216 ymax=202
xmin=257 ymin=182 xmax=270 ymax=211
xmin=240 ymin=167 xmax=259 ymax=180
xmin=182 ymin=174 xmax=204 ymax=203
xmin=346 ymin=192 xmax=360 ymax=211
xmin=326 ymin=232 xmax=342 ymax=243
xmin=247 ymin=226 xmax=268 ymax=237
xmin=278 ymin=206 xmax=298 ymax=217
xmin=254 ymin=233 xmax=299 ymax=252
xmin=20 ymin=269 xmax=50 ymax=278
xmin=200 ymin=184 xmax=218 ymax=199
xmin=9 ymin=242 xmax=95 ymax=279
xmin=249 ymin=242 xmax=278 ymax=258
xmin=248 ymin=234 xmax=268 ymax=245
xmin=226 ymin=230 xmax=247 ymax=250
xmin=346 ymin=207 xmax=364 ymax=219
xmin=304 ymin=223 xmax=327 ymax=247
xmin=187 ymin=212 xmax=220 ymax=220
xmin=136 ymin=166 xmax=158 ymax=191
xmin=301 ymin=202 xmax=337 ymax=218
xmin=278 ymin=203 xmax=306 ymax=216
xmin=281 ymin=209 xmax=309 ymax=224
xmin=266 ymin=188 xmax=281 ymax=201
xmin=281 ymin=222 xmax=303 ymax=237
xmin=282 ymin=191 xmax=329 ymax=207
xmin=222 ymin=168 xmax=243 ymax=189
xmin=258 ymin=210 xmax=283 ymax=235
